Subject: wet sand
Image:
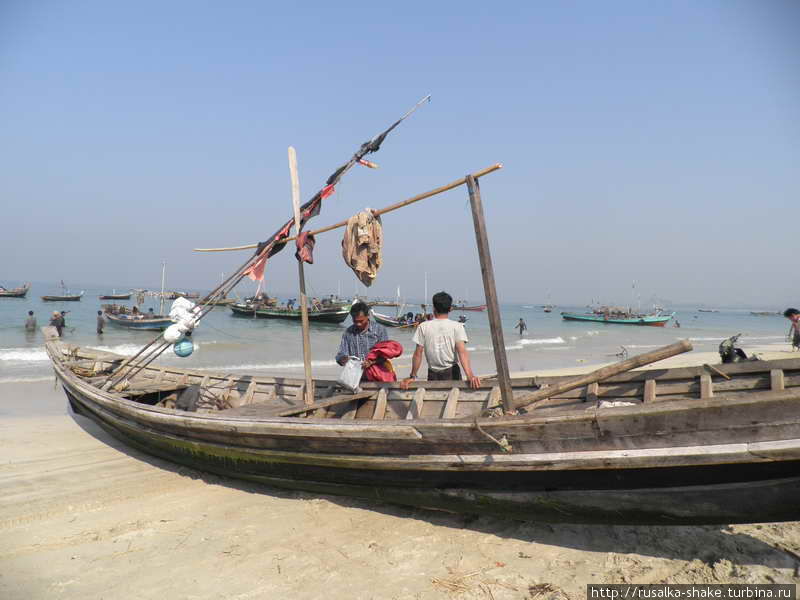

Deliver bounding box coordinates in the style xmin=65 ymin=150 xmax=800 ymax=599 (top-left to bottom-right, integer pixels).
xmin=2 ymin=368 xmax=800 ymax=598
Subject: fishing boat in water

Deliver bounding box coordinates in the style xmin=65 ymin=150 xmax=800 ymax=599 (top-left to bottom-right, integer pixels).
xmin=453 ymin=304 xmax=487 ymax=312
xmin=99 ymin=291 xmax=132 ymax=300
xmin=102 ymin=304 xmax=172 ymax=331
xmin=42 ymin=281 xmax=84 ymax=302
xmin=46 ymin=334 xmax=800 ymax=525
xmin=0 ymin=283 xmax=30 ymax=298
xmin=230 ymin=301 xmax=352 ymax=324
xmin=562 ymin=307 xmax=673 ymax=327
xmin=371 ymin=310 xmax=417 ymax=329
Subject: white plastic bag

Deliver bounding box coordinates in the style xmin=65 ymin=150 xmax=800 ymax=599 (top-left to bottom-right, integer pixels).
xmin=337 ymin=356 xmax=363 ymax=392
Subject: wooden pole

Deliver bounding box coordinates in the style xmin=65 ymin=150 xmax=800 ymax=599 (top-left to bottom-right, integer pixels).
xmin=288 ymin=146 xmax=314 ymax=406
xmin=193 ymin=163 xmax=504 ymax=252
xmin=466 ymin=175 xmax=514 ymax=413
xmin=512 ymin=340 xmax=693 ymax=411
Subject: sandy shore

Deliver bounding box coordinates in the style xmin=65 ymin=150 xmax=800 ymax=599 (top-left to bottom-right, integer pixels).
xmin=2 ymin=368 xmax=800 ymax=598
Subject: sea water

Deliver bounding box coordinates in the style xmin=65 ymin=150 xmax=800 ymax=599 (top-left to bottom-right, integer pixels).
xmin=0 ymin=281 xmax=792 ymax=384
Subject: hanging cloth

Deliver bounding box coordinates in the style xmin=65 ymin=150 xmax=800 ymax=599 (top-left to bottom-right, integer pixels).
xmin=295 ymin=231 xmax=316 ymax=264
xmin=342 ymin=210 xmax=383 ymax=287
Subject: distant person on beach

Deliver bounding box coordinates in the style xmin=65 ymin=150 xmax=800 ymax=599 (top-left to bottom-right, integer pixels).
xmin=147 ymin=308 xmax=155 ymax=319
xmin=25 ymin=310 xmax=36 ymax=332
xmin=674 ymin=319 xmax=681 ymax=328
xmin=784 ymin=308 xmax=800 ymax=350
xmin=401 ymin=291 xmax=480 ymax=389
xmin=96 ymin=310 xmax=105 ymax=334
xmin=335 ymin=301 xmax=389 ymax=374
xmin=516 ymin=318 xmax=527 ymax=336
xmin=50 ymin=311 xmax=63 ymax=337
xmin=60 ymin=311 xmax=67 ymax=328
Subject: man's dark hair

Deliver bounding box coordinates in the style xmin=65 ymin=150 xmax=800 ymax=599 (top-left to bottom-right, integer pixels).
xmin=432 ymin=291 xmax=453 ymax=314
xmin=97 ymin=310 xmax=102 ymax=315
xmin=28 ymin=310 xmax=33 ymax=316
xmin=784 ymin=308 xmax=800 ymax=318
xmin=350 ymin=301 xmax=370 ymax=318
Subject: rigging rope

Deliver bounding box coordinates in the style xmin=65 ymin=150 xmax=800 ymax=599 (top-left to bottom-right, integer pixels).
xmin=103 ymin=96 xmax=431 ymax=389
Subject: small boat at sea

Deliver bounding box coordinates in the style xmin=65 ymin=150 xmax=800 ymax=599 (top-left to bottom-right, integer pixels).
xmin=371 ymin=310 xmax=417 ymax=329
xmin=751 ymin=311 xmax=779 ymax=317
xmin=0 ymin=283 xmax=30 ymax=298
xmin=698 ymin=309 xmax=719 ymax=313
xmin=453 ymin=304 xmax=487 ymax=312
xmin=42 ymin=281 xmax=84 ymax=302
xmin=102 ymin=304 xmax=171 ymax=331
xmin=99 ymin=291 xmax=132 ymax=300
xmin=230 ymin=301 xmax=352 ymax=324
xmin=562 ymin=307 xmax=673 ymax=327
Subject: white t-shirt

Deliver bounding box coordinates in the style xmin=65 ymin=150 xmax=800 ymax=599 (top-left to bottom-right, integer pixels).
xmin=412 ymin=318 xmax=468 ymax=372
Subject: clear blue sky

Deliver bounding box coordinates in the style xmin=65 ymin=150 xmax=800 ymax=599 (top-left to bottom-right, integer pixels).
xmin=1 ymin=1 xmax=797 ymax=306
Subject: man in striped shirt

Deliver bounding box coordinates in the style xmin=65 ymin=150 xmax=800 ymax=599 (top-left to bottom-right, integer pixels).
xmin=335 ymin=301 xmax=388 ymax=370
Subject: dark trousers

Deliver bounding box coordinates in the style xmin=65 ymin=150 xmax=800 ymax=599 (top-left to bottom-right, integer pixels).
xmin=428 ymin=364 xmax=462 ymax=381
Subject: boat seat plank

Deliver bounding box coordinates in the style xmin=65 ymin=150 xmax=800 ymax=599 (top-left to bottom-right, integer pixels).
xmin=407 ymin=388 xmax=425 ymax=420
xmin=373 ymin=388 xmax=388 ymax=420
xmin=772 ymin=369 xmax=785 ymax=392
xmin=442 ymin=388 xmax=459 ymax=419
xmin=644 ymin=379 xmax=656 ymax=403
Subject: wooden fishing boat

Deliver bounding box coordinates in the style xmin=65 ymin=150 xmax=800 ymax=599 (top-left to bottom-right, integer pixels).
xmin=204 ymin=297 xmax=236 ymax=306
xmin=372 ymin=310 xmax=417 ymax=329
xmin=42 ymin=292 xmax=84 ymax=302
xmin=751 ymin=311 xmax=779 ymax=317
xmin=46 ymin=334 xmax=800 ymax=525
xmin=230 ymin=302 xmax=351 ymax=324
xmin=453 ymin=304 xmax=487 ymax=312
xmin=102 ymin=305 xmax=172 ymax=331
xmin=561 ymin=311 xmax=673 ymax=327
xmin=0 ymin=283 xmax=30 ymax=298
xmin=99 ymin=292 xmax=132 ymax=300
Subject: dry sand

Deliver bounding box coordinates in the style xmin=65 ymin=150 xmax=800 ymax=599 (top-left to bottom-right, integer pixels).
xmin=2 ymin=364 xmax=800 ymax=598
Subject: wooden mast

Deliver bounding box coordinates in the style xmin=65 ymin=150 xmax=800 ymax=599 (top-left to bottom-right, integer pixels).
xmin=466 ymin=175 xmax=513 ymax=413
xmin=288 ymin=146 xmax=314 ymax=406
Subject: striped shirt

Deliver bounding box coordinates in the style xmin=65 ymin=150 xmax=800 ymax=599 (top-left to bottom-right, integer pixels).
xmin=335 ymin=321 xmax=388 ymax=363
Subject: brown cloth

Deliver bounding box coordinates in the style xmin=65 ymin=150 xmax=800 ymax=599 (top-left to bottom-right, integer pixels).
xmin=342 ymin=210 xmax=382 ymax=287
xmin=295 ymin=231 xmax=316 ymax=264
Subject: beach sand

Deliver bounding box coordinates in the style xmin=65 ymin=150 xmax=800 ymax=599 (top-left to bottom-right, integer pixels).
xmin=2 ymin=357 xmax=800 ymax=598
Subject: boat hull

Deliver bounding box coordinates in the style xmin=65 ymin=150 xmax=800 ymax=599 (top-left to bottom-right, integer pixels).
xmin=561 ymin=312 xmax=673 ymax=326
xmin=48 ymin=338 xmax=800 ymax=525
xmin=230 ymin=303 xmax=350 ymax=323
xmin=65 ymin=387 xmax=800 ymax=525
xmin=99 ymin=294 xmax=132 ymax=300
xmin=42 ymin=295 xmax=83 ymax=302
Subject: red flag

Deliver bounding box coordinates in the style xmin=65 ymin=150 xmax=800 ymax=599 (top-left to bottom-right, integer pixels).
xmin=320 ymin=184 xmax=335 ymax=199
xmin=358 ymin=158 xmax=379 ymax=169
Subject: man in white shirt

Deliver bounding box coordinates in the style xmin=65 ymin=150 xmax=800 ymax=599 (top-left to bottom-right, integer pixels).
xmin=400 ymin=291 xmax=481 ymax=389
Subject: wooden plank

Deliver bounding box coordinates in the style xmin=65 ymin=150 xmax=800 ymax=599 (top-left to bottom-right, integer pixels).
xmin=700 ymin=374 xmax=714 ymax=399
xmin=466 ymin=174 xmax=513 ymax=412
xmin=340 ymin=401 xmax=358 ymax=420
xmin=771 ymin=369 xmax=785 ymax=392
xmin=242 ymin=380 xmax=257 ymax=405
xmin=373 ymin=388 xmax=388 ymax=420
xmin=442 ymin=387 xmax=460 ymax=419
xmin=513 ymin=341 xmax=693 ymax=411
xmin=407 ymin=388 xmax=425 ymax=420
xmin=274 ymin=391 xmax=375 ymax=417
xmin=586 ymin=382 xmax=599 ymax=403
xmin=643 ymin=379 xmax=657 ymax=403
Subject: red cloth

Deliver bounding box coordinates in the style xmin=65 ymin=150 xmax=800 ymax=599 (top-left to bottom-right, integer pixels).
xmin=364 ymin=340 xmax=403 ymax=382
xmin=243 ymin=254 xmax=268 ymax=282
xmin=294 ymin=231 xmax=315 ymax=264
